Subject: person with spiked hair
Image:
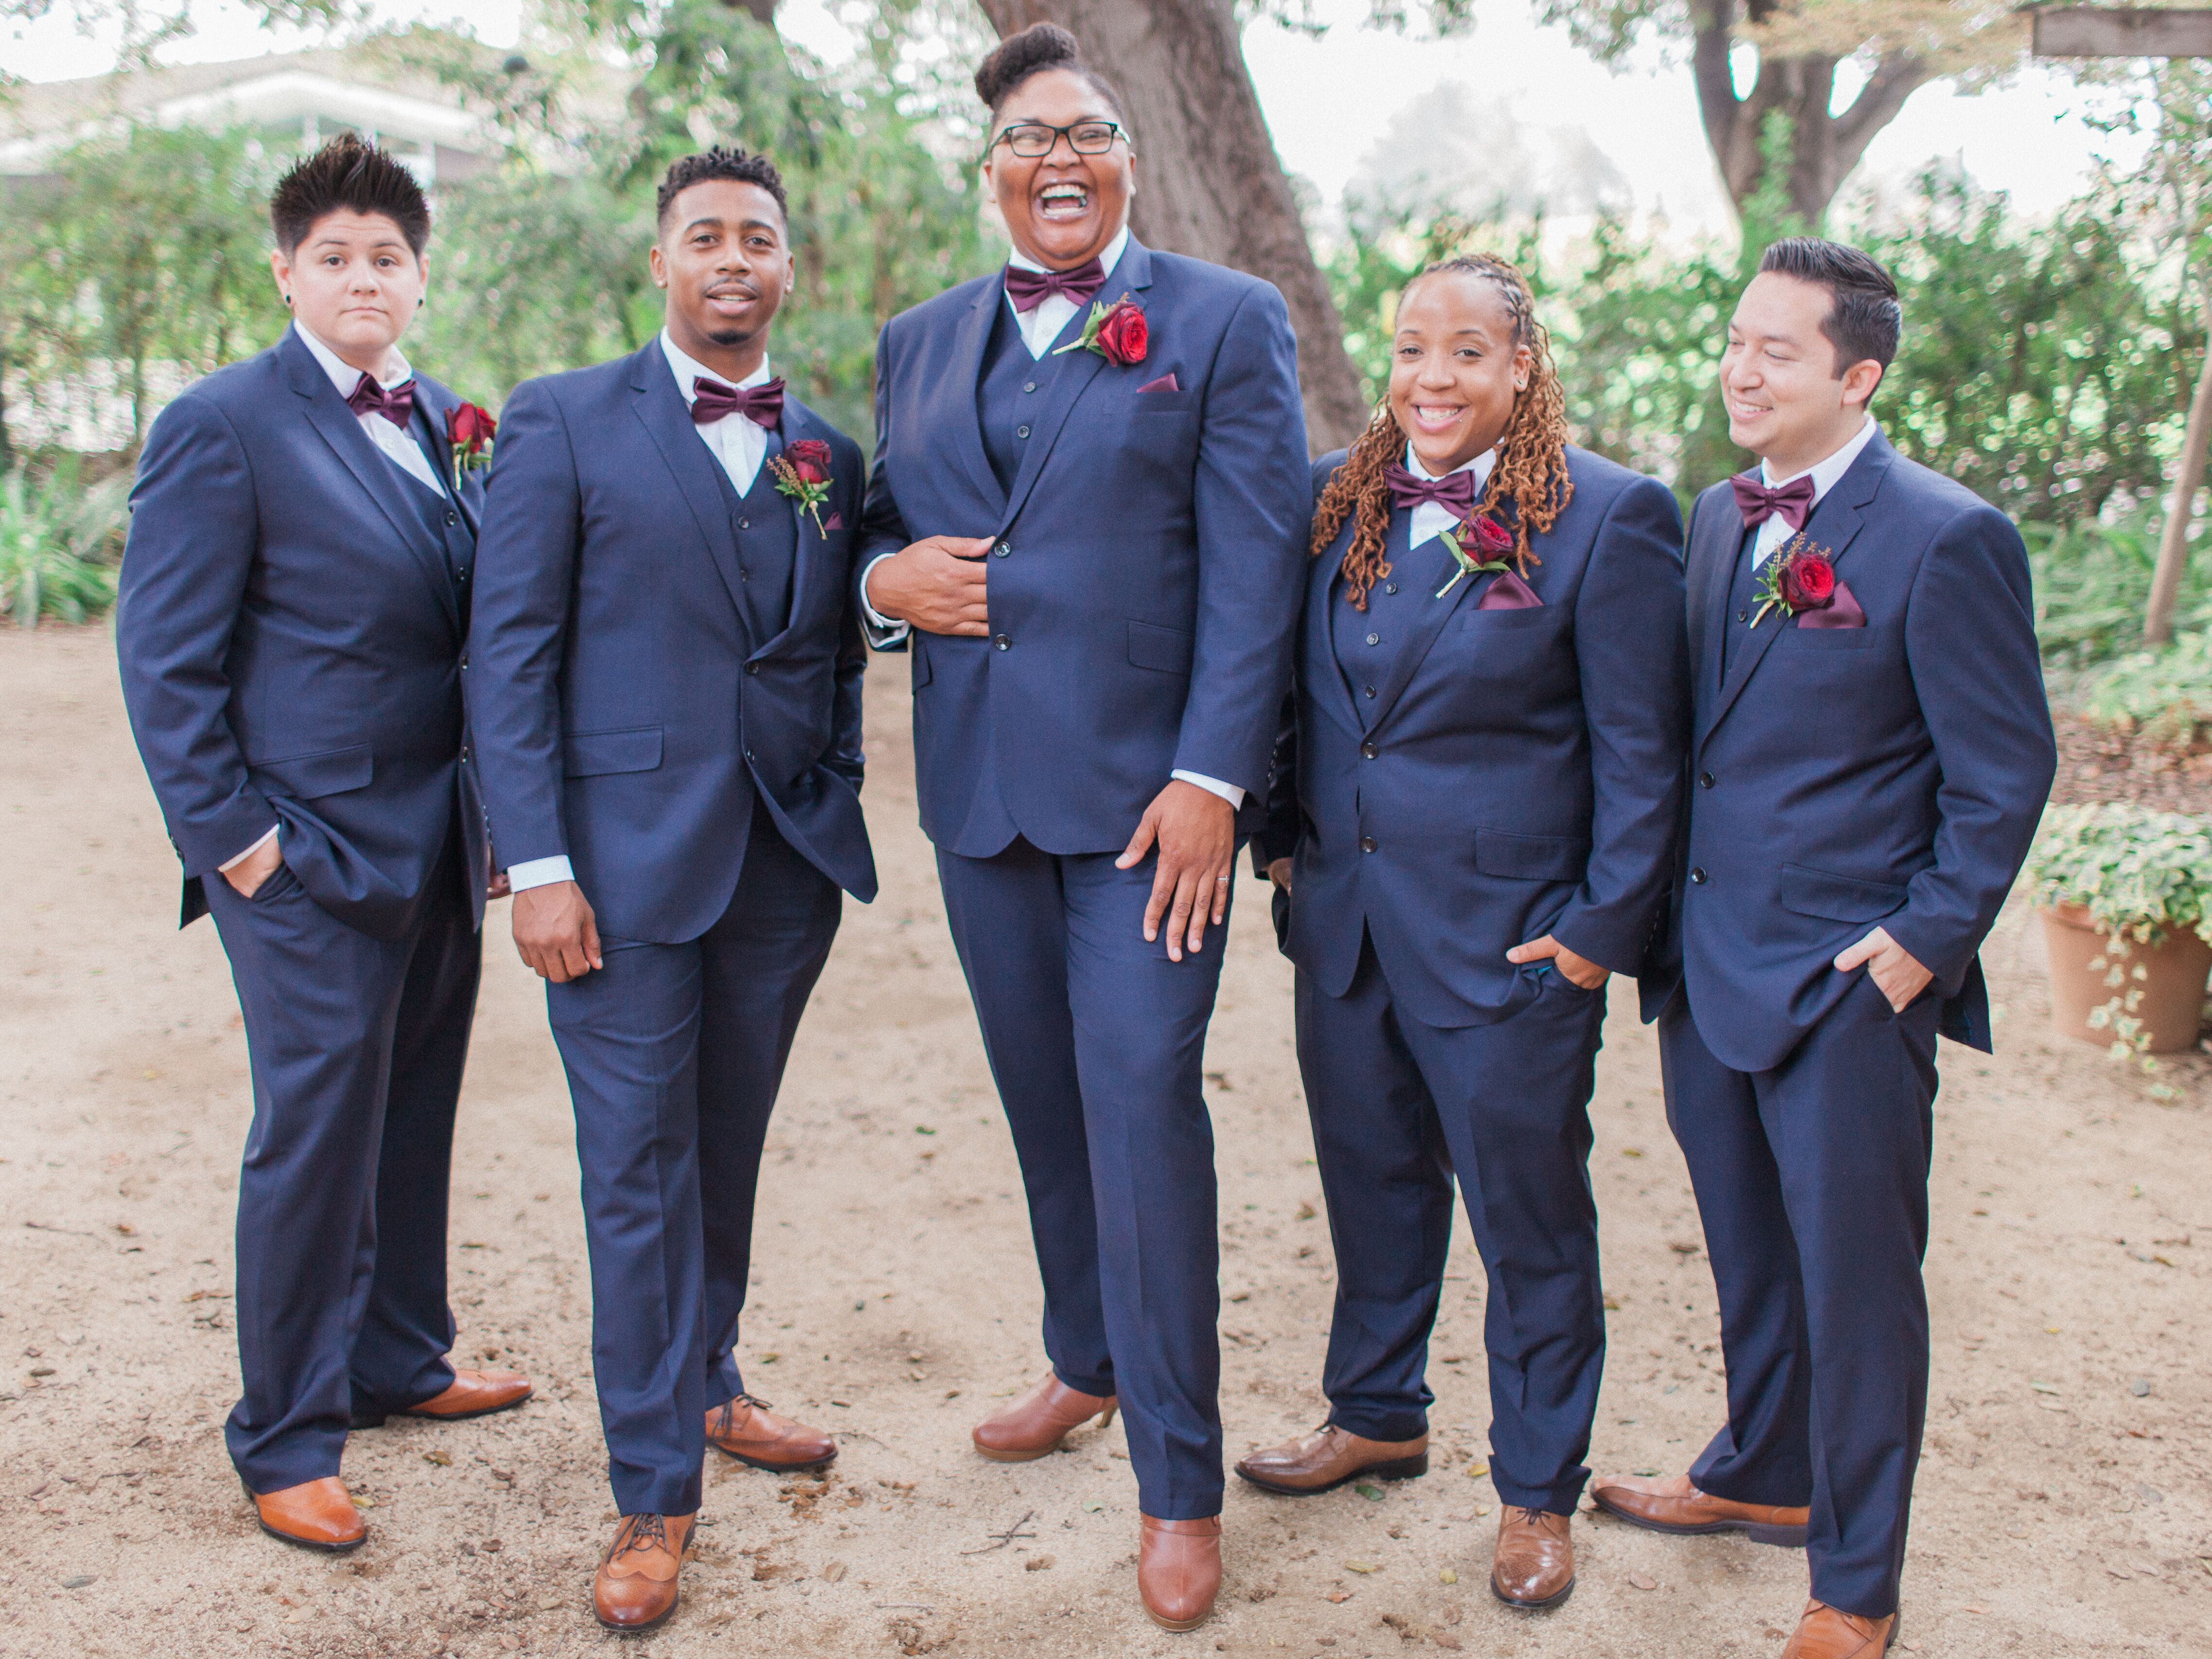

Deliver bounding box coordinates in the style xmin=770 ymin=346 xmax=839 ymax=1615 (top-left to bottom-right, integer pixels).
xmin=1244 ymin=253 xmax=1689 ymax=1610
xmin=466 ymin=144 xmax=874 ymax=1633
xmin=116 ymin=134 xmax=529 ymax=1554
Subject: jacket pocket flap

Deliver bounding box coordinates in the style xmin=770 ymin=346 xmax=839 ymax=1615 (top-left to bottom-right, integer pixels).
xmin=564 ymin=726 xmax=664 ymax=777
xmin=1128 ymin=619 xmax=1195 ymax=675
xmin=1474 ymin=828 xmax=1590 ymax=881
xmin=1779 ymin=862 xmax=1908 ymax=923
xmin=251 ymin=743 xmax=373 ymax=800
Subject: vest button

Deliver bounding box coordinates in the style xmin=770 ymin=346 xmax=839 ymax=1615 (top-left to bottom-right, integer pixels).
xmin=1366 ymin=632 xmax=1380 ymax=646
xmin=445 ymin=511 xmax=458 ymax=526
xmin=1023 ymin=381 xmax=1037 ymax=393
xmin=994 ymin=542 xmax=1010 ymax=558
xmin=1017 ymin=424 xmax=1032 ymax=439
xmin=1359 ymin=741 xmax=1377 ymax=759
xmin=1359 ymin=835 xmax=1378 ymax=854
xmin=994 ymin=633 xmax=1010 ymax=650
xmin=1363 ymin=685 xmax=1375 ymax=698
xmin=1699 ymin=771 xmax=1715 ymax=789
xmin=740 ymin=517 xmax=751 ymax=530
xmin=1736 ymin=608 xmax=1748 ymax=622
xmin=1690 ymin=867 xmax=1708 ymax=885
xmin=1384 ymin=583 xmax=1397 ymax=595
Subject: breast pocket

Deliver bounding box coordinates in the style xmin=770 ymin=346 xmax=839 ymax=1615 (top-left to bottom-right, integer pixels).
xmin=1776 ymin=623 xmax=1878 ymax=652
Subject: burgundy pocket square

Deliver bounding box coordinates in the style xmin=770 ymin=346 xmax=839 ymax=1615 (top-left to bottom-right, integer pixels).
xmin=1799 ymin=579 xmax=1864 ymax=628
xmin=1135 ymin=373 xmax=1180 ymax=394
xmin=822 ymin=511 xmax=844 ymax=532
xmin=1475 ymin=569 xmax=1542 ymax=611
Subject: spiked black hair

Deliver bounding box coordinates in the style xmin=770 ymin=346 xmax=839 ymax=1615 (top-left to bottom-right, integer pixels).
xmin=270 ymin=134 xmax=430 ymax=255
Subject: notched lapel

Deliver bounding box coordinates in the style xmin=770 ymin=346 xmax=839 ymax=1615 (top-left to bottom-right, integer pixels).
xmin=627 ymin=346 xmax=750 ymax=627
xmin=949 ymin=277 xmax=1008 ymax=510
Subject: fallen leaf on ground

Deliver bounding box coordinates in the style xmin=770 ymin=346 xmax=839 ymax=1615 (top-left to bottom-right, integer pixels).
xmin=1295 ymin=1203 xmax=1316 ymax=1221
xmin=1464 ymin=1462 xmax=1487 ymax=1479
xmin=1024 ymin=1555 xmax=1053 ymax=1571
xmin=1628 ymin=1572 xmax=1657 ymax=1590
xmin=1344 ymin=1561 xmax=1377 ymax=1574
xmin=1322 ymin=1590 xmax=1353 ymax=1604
xmin=1438 ymin=1568 xmax=1458 ymax=1585
xmin=821 ymin=1561 xmax=847 ymax=1582
xmin=423 ymin=1450 xmax=450 ymax=1466
xmin=1354 ymin=1483 xmax=1385 ymax=1501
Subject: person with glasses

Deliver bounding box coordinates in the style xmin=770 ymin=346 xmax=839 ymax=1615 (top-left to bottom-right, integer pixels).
xmin=856 ymin=20 xmax=1308 ymax=1634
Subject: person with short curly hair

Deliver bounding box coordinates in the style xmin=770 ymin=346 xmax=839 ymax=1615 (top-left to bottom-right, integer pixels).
xmin=1243 ymin=253 xmax=1689 ymax=1611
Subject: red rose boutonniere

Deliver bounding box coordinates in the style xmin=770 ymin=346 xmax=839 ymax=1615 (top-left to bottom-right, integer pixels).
xmin=768 ymin=437 xmax=836 ymax=533
xmin=446 ymin=402 xmax=497 ymax=488
xmin=1435 ymin=513 xmax=1516 ymax=599
xmin=1054 ymin=294 xmax=1148 ymax=366
xmin=1749 ymin=536 xmax=1838 ymax=628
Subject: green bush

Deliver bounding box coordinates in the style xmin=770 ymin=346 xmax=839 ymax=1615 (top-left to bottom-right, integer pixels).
xmin=0 ymin=459 xmax=130 ymax=626
xmin=2028 ymin=802 xmax=2212 ymax=947
xmin=2078 ymin=629 xmax=2212 ymax=747
xmin=2025 ymin=511 xmax=2212 ymax=671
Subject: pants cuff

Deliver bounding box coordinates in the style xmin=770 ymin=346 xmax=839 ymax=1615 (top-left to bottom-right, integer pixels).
xmin=1327 ymin=1405 xmax=1429 ymax=1445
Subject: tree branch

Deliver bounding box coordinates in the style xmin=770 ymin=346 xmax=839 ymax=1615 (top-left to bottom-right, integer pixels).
xmin=1829 ymin=50 xmax=1930 ymax=177
xmin=1692 ymin=0 xmax=1746 ymax=186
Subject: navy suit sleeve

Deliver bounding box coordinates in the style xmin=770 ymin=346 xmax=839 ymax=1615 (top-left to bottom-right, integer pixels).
xmin=1252 ymin=456 xmax=1339 ymax=874
xmin=1549 ymin=476 xmax=1691 ymax=977
xmin=1176 ymin=282 xmax=1310 ymax=796
xmin=829 ymin=434 xmax=869 ymax=791
xmin=1881 ymin=505 xmax=2056 ymax=987
xmin=856 ymin=319 xmax=911 ymax=655
xmin=115 ymin=392 xmax=279 ymax=876
xmin=465 ymin=377 xmax=582 ymax=872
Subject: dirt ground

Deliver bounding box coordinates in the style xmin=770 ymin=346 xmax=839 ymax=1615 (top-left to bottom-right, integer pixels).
xmin=4 ymin=623 xmax=2210 ymax=1659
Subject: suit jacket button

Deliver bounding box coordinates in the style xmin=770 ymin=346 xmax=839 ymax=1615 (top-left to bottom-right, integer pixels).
xmin=460 ymin=654 xmax=469 ymax=670
xmin=1690 ymin=867 xmax=1708 ymax=885
xmin=1366 ymin=632 xmax=1380 ymax=646
xmin=1359 ymin=741 xmax=1377 ymax=759
xmin=994 ymin=542 xmax=1010 ymax=558
xmin=744 ymin=749 xmax=756 ymax=763
xmin=1385 ymin=583 xmax=1398 ymax=595
xmin=1363 ymin=684 xmax=1375 ymax=698
xmin=445 ymin=510 xmax=458 ymax=526
xmin=1359 ymin=835 xmax=1378 ymax=854
xmin=1736 ymin=608 xmax=1748 ymax=622
xmin=746 ymin=662 xmax=760 ymax=676
xmin=994 ymin=633 xmax=1010 ymax=650
xmin=1017 ymin=424 xmax=1032 ymax=439
xmin=1023 ymin=381 xmax=1038 ymax=393
xmin=739 ymin=517 xmax=751 ymax=530
xmin=1699 ymin=771 xmax=1715 ymax=788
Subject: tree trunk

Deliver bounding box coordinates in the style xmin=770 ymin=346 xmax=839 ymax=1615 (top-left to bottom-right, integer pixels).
xmin=975 ymin=0 xmax=1369 ymax=452
xmin=727 ymin=0 xmax=777 ymax=22
xmin=2143 ymin=324 xmax=2212 ymax=647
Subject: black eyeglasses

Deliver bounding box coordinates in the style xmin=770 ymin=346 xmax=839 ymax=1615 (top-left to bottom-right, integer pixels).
xmin=988 ymin=120 xmax=1124 ymax=160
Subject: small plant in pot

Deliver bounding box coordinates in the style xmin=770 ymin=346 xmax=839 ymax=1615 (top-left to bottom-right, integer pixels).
xmin=2027 ymin=803 xmax=2212 ymax=1063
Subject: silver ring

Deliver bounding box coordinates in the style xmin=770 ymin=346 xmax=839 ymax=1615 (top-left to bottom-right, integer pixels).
xmin=1214 ymin=875 xmax=1231 ymax=884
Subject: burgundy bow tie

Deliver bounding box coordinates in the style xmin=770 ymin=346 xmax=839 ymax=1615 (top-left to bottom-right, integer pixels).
xmin=691 ymin=375 xmax=785 ymax=429
xmin=1004 ymin=258 xmax=1106 ymax=314
xmin=1730 ymin=471 xmax=1817 ymax=533
xmin=346 ymin=373 xmax=415 ymax=428
xmin=1384 ymin=463 xmax=1479 ymax=519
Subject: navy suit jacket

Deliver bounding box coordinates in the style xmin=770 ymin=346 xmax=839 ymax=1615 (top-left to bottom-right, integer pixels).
xmin=858 ymin=237 xmax=1310 ymax=855
xmin=1263 ymin=447 xmax=1689 ymax=1027
xmin=1638 ymin=428 xmax=2056 ymax=1070
xmin=117 ymin=328 xmax=486 ymax=941
xmin=467 ymin=341 xmax=875 ymax=944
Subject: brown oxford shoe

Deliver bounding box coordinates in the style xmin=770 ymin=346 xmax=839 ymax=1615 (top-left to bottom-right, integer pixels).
xmin=1490 ymin=1504 xmax=1575 ymax=1609
xmin=593 ymin=1511 xmax=695 ymax=1633
xmin=971 ymin=1370 xmax=1117 ymax=1463
xmin=353 ymin=1367 xmax=533 ymax=1428
xmin=246 ymin=1476 xmax=366 ymax=1552
xmin=706 ymin=1394 xmax=837 ymax=1472
xmin=1234 ymin=1423 xmax=1429 ymax=1495
xmin=1138 ymin=1514 xmax=1222 ymax=1631
xmin=1781 ymin=1600 xmax=1897 ymax=1658
xmin=1590 ymin=1471 xmax=1810 ymax=1547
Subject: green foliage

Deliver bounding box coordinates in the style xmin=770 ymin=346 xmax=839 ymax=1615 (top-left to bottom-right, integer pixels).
xmin=0 ymin=458 xmax=130 ymax=627
xmin=2024 ymin=511 xmax=2212 ymax=670
xmin=2029 ymin=802 xmax=2212 ymax=948
xmin=2079 ymin=630 xmax=2212 ymax=748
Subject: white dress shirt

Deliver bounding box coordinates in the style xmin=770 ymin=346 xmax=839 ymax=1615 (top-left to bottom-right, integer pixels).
xmin=218 ymin=324 xmax=444 ymax=874
xmin=1402 ymin=442 xmax=1498 ymax=551
xmin=1749 ymin=415 xmax=1877 ymax=567
xmin=505 ymin=337 xmax=780 ymax=894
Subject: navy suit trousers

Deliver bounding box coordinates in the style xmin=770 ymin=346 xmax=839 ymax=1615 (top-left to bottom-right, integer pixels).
xmin=935 ymin=839 xmax=1229 ymax=1520
xmin=208 ymin=837 xmax=478 ymax=1493
xmin=1295 ymin=940 xmax=1607 ymax=1514
xmin=547 ymin=803 xmax=841 ymax=1516
xmin=1659 ymin=977 xmax=1941 ymax=1619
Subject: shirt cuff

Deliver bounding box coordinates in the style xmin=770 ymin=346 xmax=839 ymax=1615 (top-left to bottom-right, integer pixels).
xmin=1171 ymin=770 xmax=1247 ymax=811
xmin=218 ymin=824 xmax=280 ymax=872
xmin=506 ymin=855 xmax=575 ymax=893
xmin=858 ymin=553 xmax=911 ymax=642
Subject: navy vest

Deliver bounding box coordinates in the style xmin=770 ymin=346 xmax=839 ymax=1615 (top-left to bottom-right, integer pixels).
xmin=1718 ymin=522 xmax=1764 ymax=680
xmin=374 ymin=405 xmax=477 ymax=627
xmin=976 ymin=298 xmax=1078 ymax=496
xmin=1329 ymin=509 xmax=1439 ymax=722
xmin=703 ymin=431 xmax=800 ymax=644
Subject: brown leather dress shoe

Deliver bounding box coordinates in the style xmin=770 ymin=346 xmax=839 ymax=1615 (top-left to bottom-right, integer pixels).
xmin=1490 ymin=1505 xmax=1574 ymax=1609
xmin=593 ymin=1512 xmax=696 ymax=1633
xmin=352 ymin=1367 xmax=533 ymax=1428
xmin=971 ymin=1371 xmax=1117 ymax=1463
xmin=246 ymin=1476 xmax=366 ymax=1552
xmin=1138 ymin=1515 xmax=1222 ymax=1631
xmin=1235 ymin=1423 xmax=1429 ymax=1495
xmin=706 ymin=1394 xmax=837 ymax=1471
xmin=1781 ymin=1600 xmax=1897 ymax=1658
xmin=1590 ymin=1471 xmax=1810 ymax=1547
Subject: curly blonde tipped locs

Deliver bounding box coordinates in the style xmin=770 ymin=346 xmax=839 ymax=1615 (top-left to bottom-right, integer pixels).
xmin=1310 ymin=253 xmax=1574 ymax=610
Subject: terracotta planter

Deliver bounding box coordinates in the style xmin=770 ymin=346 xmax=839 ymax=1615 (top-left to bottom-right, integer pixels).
xmin=2039 ymin=903 xmax=2212 ymax=1054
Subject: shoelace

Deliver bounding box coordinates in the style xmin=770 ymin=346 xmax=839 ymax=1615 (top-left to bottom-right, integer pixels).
xmin=609 ymin=1513 xmax=672 ymax=1561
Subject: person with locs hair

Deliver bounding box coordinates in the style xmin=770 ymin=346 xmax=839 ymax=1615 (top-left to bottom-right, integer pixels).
xmin=467 ymin=146 xmax=875 ymax=1632
xmin=1245 ymin=255 xmax=1688 ymax=1611
xmin=1596 ymin=239 xmax=2055 ymax=1659
xmin=856 ymin=21 xmax=1308 ymax=1632
xmin=116 ymin=134 xmax=529 ymax=1553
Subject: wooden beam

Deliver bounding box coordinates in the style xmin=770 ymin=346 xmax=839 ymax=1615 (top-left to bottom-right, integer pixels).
xmin=2030 ymin=6 xmax=2212 ymax=57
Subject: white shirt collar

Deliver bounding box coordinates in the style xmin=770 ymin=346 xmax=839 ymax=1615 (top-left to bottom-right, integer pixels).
xmin=1761 ymin=414 xmax=1876 ymax=500
xmin=659 ymin=329 xmax=773 ymax=406
xmin=1007 ymin=224 xmax=1131 ymax=283
xmin=1403 ymin=441 xmax=1498 ymax=491
xmin=293 ymin=321 xmax=411 ymax=396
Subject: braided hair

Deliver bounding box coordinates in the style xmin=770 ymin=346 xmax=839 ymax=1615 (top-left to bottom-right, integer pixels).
xmin=1311 ymin=253 xmax=1573 ymax=610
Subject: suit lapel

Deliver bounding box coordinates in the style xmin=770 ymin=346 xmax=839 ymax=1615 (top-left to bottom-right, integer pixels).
xmin=950 ymin=274 xmax=1009 ymax=510
xmin=1362 ymin=511 xmax=1492 ymax=734
xmin=751 ymin=400 xmax=824 ymax=658
xmin=1701 ymin=433 xmax=1893 ymax=747
xmin=997 ymin=238 xmax=1154 ymax=533
xmin=1306 ymin=530 xmax=1362 ymax=736
xmin=626 ymin=342 xmax=751 ymax=630
xmin=282 ymin=331 xmax=458 ymax=633
xmin=408 ymin=380 xmax=481 ymax=539
xmin=1685 ymin=489 xmax=1736 ymax=719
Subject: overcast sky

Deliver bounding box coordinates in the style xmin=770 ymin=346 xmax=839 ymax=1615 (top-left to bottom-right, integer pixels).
xmin=4 ymin=0 xmax=2145 ymax=236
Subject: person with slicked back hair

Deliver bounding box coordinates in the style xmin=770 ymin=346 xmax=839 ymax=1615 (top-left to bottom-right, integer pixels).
xmin=1595 ymin=238 xmax=2054 ymax=1659
xmin=117 ymin=134 xmax=530 ymax=1555
xmin=1245 ymin=253 xmax=1688 ymax=1612
xmin=856 ymin=19 xmax=1310 ymax=1634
